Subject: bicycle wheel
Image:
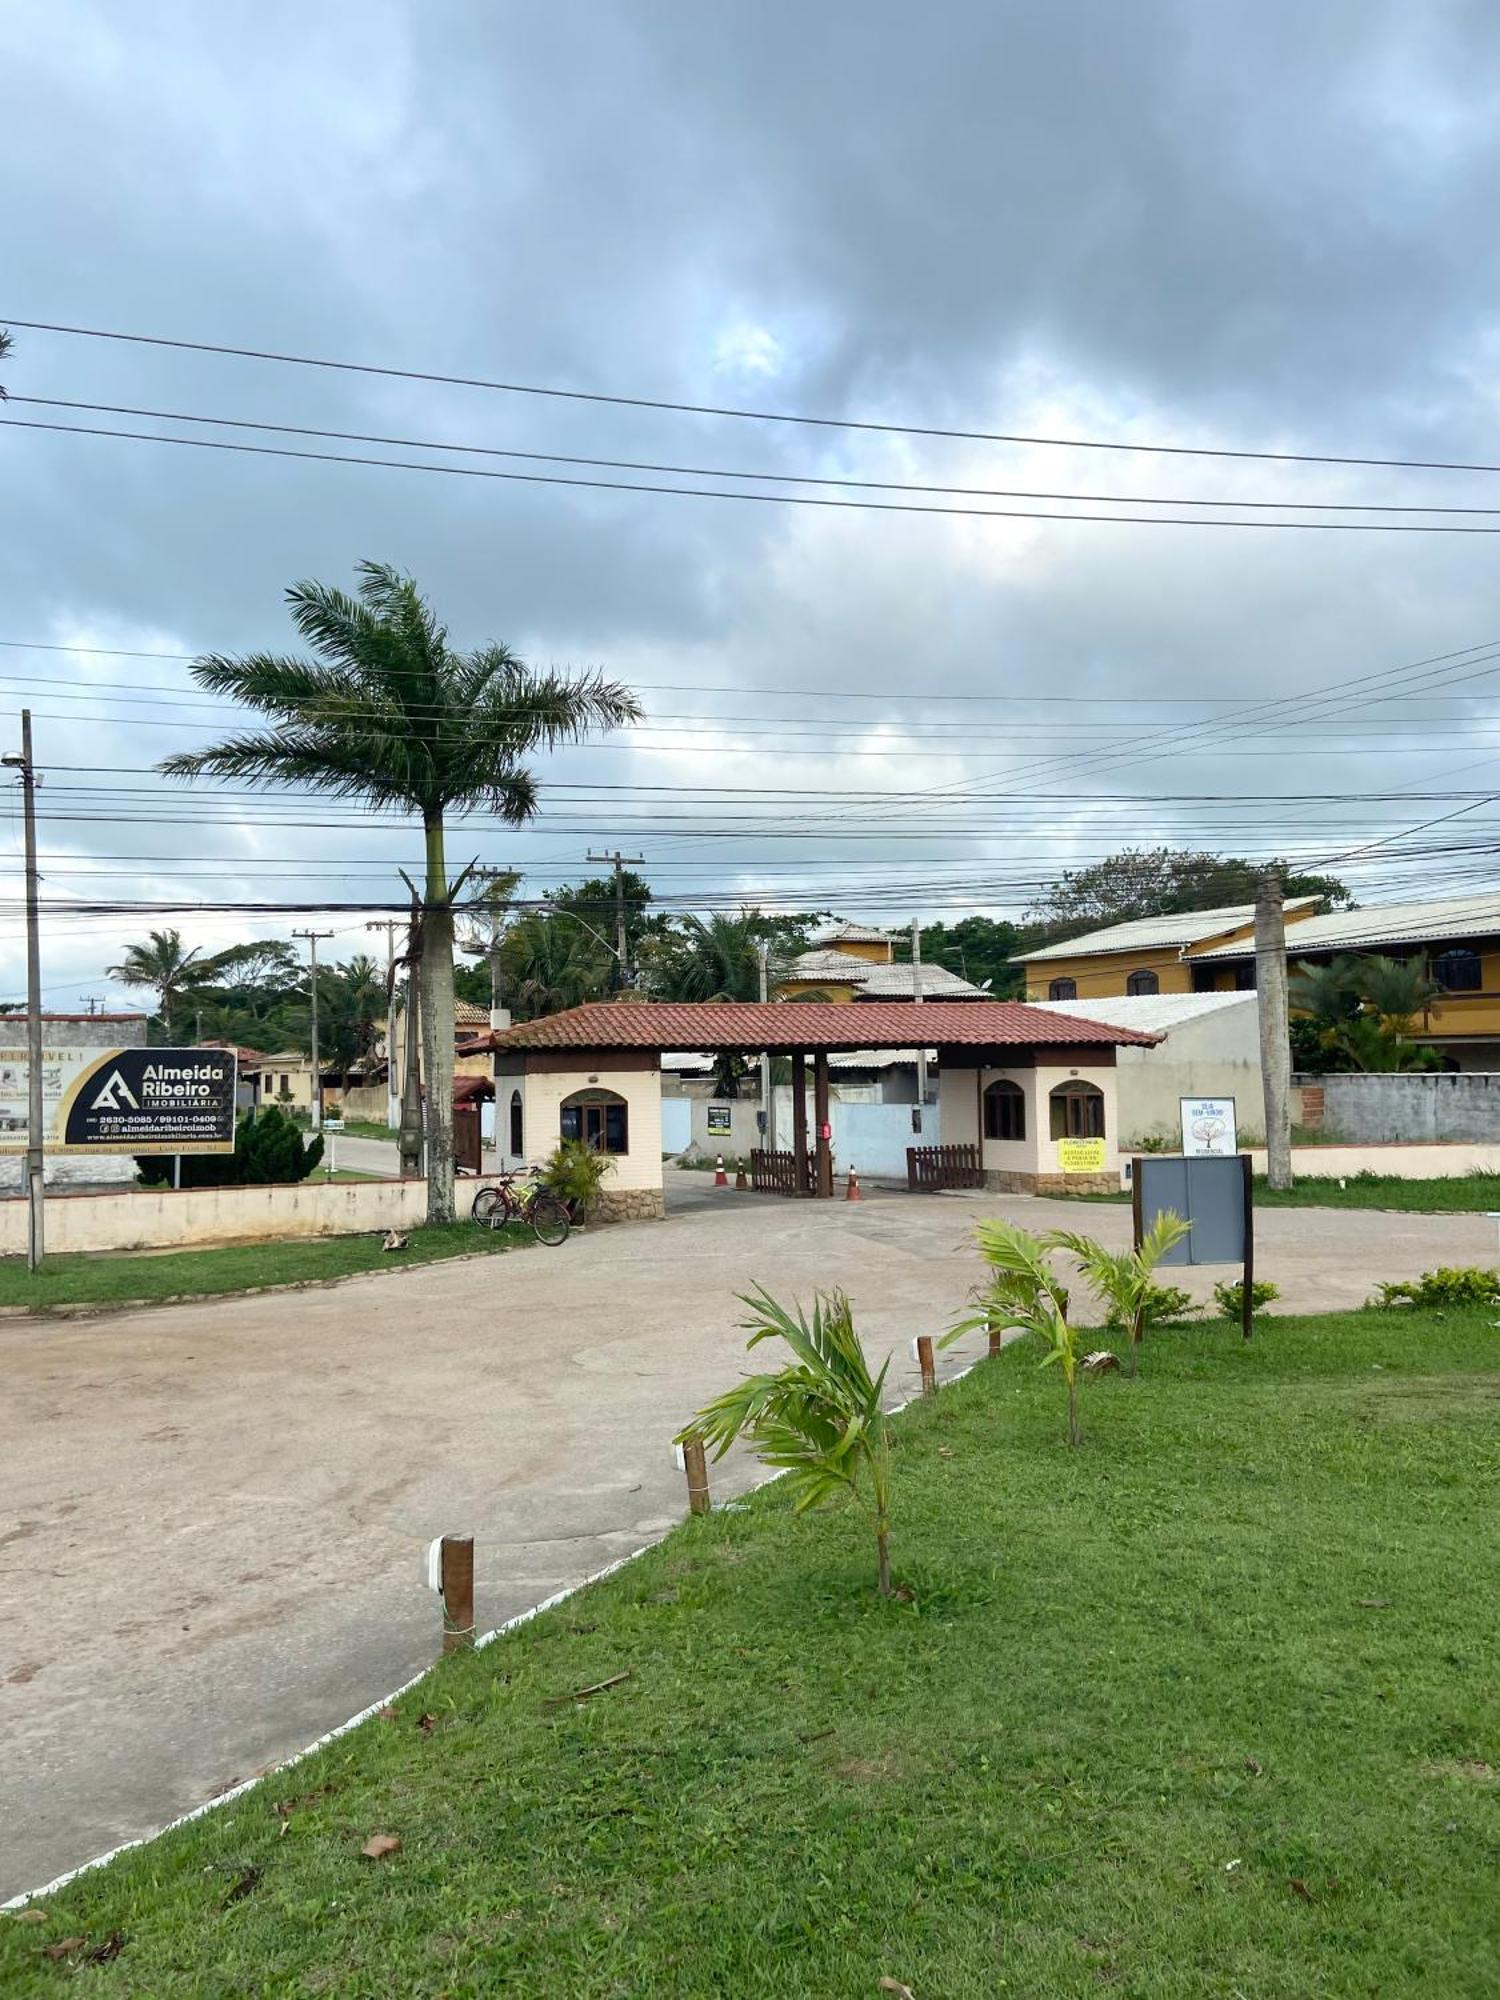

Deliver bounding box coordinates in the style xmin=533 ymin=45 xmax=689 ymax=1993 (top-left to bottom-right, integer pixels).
xmin=528 ymin=1192 xmax=571 ymax=1247
xmin=471 ymin=1184 xmax=503 ymax=1223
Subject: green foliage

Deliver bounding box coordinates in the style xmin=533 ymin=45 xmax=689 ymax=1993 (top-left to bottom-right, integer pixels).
xmin=1025 ymin=846 xmax=1350 ymax=938
xmin=950 ymin=1218 xmax=1088 ymax=1441
xmin=901 ymin=915 xmax=1025 ymax=997
xmin=107 ymin=927 xmax=206 ymax=1040
xmin=1138 ymin=1280 xmax=1198 ymax=1326
xmin=135 ymin=1105 xmax=323 ymax=1190
xmin=539 ymin=1137 xmax=614 ymax=1214
xmin=1290 ymin=953 xmax=1445 ymax=1074
xmin=1041 ymin=1209 xmax=1193 ymax=1378
xmin=1213 ymin=1277 xmax=1281 ymax=1319
xmin=682 ymin=1285 xmax=896 ymax=1594
xmin=647 ymin=911 xmax=788 ymax=1003
xmin=1369 ymin=1266 xmax=1500 ymax=1310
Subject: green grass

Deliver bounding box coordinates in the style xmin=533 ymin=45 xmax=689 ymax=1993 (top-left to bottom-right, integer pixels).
xmin=4 ymin=1309 xmax=1497 ymax=1995
xmin=0 ymin=1221 xmax=529 ymax=1312
xmin=1067 ymin=1169 xmax=1500 ymax=1212
xmin=324 ymin=1117 xmax=398 ymax=1143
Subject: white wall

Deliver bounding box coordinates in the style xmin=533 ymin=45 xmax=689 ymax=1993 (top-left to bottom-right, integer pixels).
xmin=519 ymin=1065 xmax=664 ymax=1192
xmin=661 ymin=1097 xmax=693 ymax=1155
xmin=1115 ymin=1000 xmax=1262 ymax=1145
xmin=0 ymin=1176 xmax=428 ymax=1255
xmin=1243 ymin=1141 xmax=1500 ymax=1180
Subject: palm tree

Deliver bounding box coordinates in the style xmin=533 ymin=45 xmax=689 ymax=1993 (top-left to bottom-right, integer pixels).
xmin=0 ymin=328 xmax=12 ymax=398
xmin=654 ymin=912 xmax=786 ymax=1002
xmin=682 ymin=1285 xmax=897 ymax=1596
xmin=500 ymin=908 xmax=615 ymax=1019
xmin=1041 ymin=1211 xmax=1191 ymax=1377
xmin=947 ymin=1219 xmax=1086 ymax=1445
xmin=160 ymin=562 xmax=640 ymax=1221
xmin=1288 ymin=957 xmax=1361 ymax=1046
xmin=1355 ymin=954 xmax=1439 ymax=1031
xmin=107 ymin=928 xmax=205 ymax=1039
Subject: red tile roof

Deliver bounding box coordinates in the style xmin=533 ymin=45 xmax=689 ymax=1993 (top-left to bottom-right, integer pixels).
xmin=489 ymin=1001 xmax=1158 ymax=1053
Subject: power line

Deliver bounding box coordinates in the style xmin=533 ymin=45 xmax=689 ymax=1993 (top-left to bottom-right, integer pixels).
xmin=16 ymin=414 xmax=1500 ymax=532
xmin=12 ymin=313 xmax=1500 ymax=476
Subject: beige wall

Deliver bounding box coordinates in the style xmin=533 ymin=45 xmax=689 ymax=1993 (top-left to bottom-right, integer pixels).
xmin=1241 ymin=1141 xmax=1500 ymax=1181
xmin=249 ymin=1065 xmax=317 ymax=1109
xmin=0 ymin=1177 xmax=427 ymax=1255
xmin=938 ymin=1060 xmax=1120 ymax=1189
xmin=517 ymin=1063 xmax=664 ymax=1192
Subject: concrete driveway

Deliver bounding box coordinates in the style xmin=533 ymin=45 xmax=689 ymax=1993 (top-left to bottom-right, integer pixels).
xmin=1 ymin=1173 xmax=1492 ymax=1899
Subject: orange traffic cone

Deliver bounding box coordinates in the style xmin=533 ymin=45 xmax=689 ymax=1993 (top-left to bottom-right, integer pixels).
xmin=713 ymin=1153 xmax=728 ymax=1187
xmin=845 ymin=1165 xmax=863 ymax=1202
xmin=735 ymin=1157 xmax=749 ymax=1191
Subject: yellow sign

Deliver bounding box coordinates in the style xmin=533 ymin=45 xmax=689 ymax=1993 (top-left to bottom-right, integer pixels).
xmin=1059 ymin=1137 xmax=1106 ymax=1175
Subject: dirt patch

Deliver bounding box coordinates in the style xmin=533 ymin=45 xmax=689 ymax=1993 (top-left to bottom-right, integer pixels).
xmin=1422 ymin=1758 xmax=1498 ymax=1784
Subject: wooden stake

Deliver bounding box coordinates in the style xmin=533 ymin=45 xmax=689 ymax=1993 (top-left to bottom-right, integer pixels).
xmin=440 ymin=1535 xmax=475 ymax=1654
xmin=917 ymin=1334 xmax=937 ymax=1397
xmin=987 ymin=1319 xmax=1003 ymax=1358
xmin=681 ymin=1432 xmax=712 ymax=1515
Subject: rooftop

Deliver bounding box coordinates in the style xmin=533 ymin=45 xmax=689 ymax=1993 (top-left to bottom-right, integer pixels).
xmin=1023 ymin=899 xmax=1317 ymax=963
xmin=1033 ymin=990 xmax=1257 ymax=1034
xmin=812 ymin=922 xmax=893 ymax=947
xmin=489 ymin=1000 xmax=1158 ymax=1054
xmin=783 ymin=948 xmax=987 ymax=999
xmin=1189 ymin=889 xmax=1500 ymax=961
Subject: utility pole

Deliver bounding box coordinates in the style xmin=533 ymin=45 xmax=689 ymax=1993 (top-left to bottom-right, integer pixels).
xmin=468 ymin=866 xmax=514 ymax=1027
xmin=1255 ymin=869 xmax=1293 ymax=1191
xmin=366 ymin=917 xmax=403 ymax=1129
xmin=3 ymin=713 xmax=43 ymax=1269
xmin=291 ymin=928 xmax=333 ymax=1132
xmin=758 ymin=939 xmax=776 ymax=1151
xmin=396 ymin=887 xmax=425 ymax=1179
xmin=585 ymin=851 xmax=645 ymax=989
xmin=911 ymin=916 xmax=928 ymax=1119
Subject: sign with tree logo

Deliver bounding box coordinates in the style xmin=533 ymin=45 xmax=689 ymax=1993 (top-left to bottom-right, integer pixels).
xmin=0 ymin=1047 xmax=237 ymax=1154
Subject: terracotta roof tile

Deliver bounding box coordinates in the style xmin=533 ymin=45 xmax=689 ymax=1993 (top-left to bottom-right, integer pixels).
xmin=489 ymin=1000 xmax=1157 ymax=1052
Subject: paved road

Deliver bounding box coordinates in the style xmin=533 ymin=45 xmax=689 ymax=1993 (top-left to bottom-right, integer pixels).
xmin=2 ymin=1177 xmax=1493 ymax=1899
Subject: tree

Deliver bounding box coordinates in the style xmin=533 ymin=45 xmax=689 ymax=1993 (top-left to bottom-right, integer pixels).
xmin=900 ymin=915 xmax=1025 ymax=997
xmin=682 ymin=1286 xmax=897 ymax=1597
xmin=0 ymin=328 xmax=11 ymax=398
xmin=107 ymin=928 xmax=206 ymax=1039
xmin=1289 ymin=953 xmax=1442 ymax=1074
xmin=650 ymin=912 xmax=789 ymax=1002
xmin=160 ymin=562 xmax=639 ymax=1223
xmin=500 ymin=907 xmax=616 ymax=1019
xmin=1042 ymin=1211 xmax=1191 ymax=1377
xmin=946 ymin=1220 xmax=1086 ymax=1445
xmin=1026 ymin=847 xmax=1351 ymax=941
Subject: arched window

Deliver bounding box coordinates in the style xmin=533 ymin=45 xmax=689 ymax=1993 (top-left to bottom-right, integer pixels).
xmin=983 ymin=1078 xmax=1026 ymax=1142
xmin=508 ymin=1088 xmax=523 ymax=1157
xmin=1433 ymin=947 xmax=1482 ymax=993
xmin=560 ymin=1087 xmax=629 ymax=1154
xmin=1048 ymin=977 xmax=1077 ymax=1001
xmin=1049 ymin=1079 xmax=1105 ymax=1141
xmin=1126 ymin=969 xmax=1160 ymax=996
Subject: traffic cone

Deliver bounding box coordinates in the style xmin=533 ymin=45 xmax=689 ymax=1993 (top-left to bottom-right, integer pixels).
xmin=713 ymin=1153 xmax=728 ymax=1187
xmin=845 ymin=1165 xmax=863 ymax=1202
xmin=735 ymin=1157 xmax=749 ymax=1191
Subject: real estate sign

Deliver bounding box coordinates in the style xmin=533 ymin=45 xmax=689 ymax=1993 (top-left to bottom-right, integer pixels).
xmin=0 ymin=1046 xmax=237 ymax=1154
xmin=1058 ymin=1137 xmax=1107 ymax=1174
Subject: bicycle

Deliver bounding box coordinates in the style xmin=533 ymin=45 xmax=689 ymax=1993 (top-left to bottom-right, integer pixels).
xmin=471 ymin=1167 xmax=571 ymax=1247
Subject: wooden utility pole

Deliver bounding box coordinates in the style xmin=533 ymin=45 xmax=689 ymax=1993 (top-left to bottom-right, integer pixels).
xmin=291 ymin=929 xmax=333 ymax=1132
xmin=585 ymin=851 xmax=645 ymax=988
xmin=1255 ymin=869 xmax=1293 ymax=1191
xmin=3 ymin=712 xmax=44 ymax=1269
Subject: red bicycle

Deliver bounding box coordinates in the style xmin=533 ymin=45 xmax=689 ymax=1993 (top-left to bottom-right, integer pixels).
xmin=470 ymin=1167 xmax=571 ymax=1247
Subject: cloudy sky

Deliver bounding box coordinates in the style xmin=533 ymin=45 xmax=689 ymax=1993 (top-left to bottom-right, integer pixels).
xmin=6 ymin=0 xmax=1500 ymax=1006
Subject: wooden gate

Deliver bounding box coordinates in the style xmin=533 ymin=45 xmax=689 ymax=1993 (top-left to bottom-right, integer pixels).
xmin=906 ymin=1143 xmax=983 ymax=1192
xmin=453 ymin=1103 xmax=483 ymax=1176
xmin=750 ymin=1148 xmax=817 ymax=1195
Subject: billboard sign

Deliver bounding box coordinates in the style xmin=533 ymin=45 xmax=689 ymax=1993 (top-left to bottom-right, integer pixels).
xmin=0 ymin=1046 xmax=237 ymax=1154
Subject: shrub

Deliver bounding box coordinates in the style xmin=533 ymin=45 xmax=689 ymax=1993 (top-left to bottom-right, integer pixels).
xmin=1213 ymin=1278 xmax=1280 ymax=1320
xmin=1138 ymin=1281 xmax=1198 ymax=1327
xmin=134 ymin=1105 xmax=324 ymax=1190
xmin=540 ymin=1137 xmax=614 ymax=1218
xmin=1369 ymin=1266 xmax=1500 ymax=1311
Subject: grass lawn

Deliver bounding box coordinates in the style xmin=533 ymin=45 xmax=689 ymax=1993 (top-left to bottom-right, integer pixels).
xmin=4 ymin=1309 xmax=1497 ymax=1994
xmin=0 ymin=1221 xmax=529 ymax=1312
xmin=1067 ymin=1169 xmax=1500 ymax=1213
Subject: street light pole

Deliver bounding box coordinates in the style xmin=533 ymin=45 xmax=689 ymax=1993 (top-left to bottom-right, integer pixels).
xmin=3 ymin=712 xmax=43 ymax=1269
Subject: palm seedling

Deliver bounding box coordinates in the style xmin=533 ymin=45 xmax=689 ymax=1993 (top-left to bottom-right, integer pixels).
xmin=680 ymin=1285 xmax=896 ymax=1596
xmin=945 ymin=1219 xmax=1088 ymax=1446
xmin=1040 ymin=1210 xmax=1191 ymax=1377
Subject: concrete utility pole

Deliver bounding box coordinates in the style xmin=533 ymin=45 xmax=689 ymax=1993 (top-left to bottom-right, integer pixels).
xmin=3 ymin=711 xmax=44 ymax=1269
xmin=397 ymin=892 xmax=425 ymax=1179
xmin=366 ymin=917 xmax=403 ymax=1129
xmin=291 ymin=929 xmax=333 ymax=1132
xmin=758 ymin=939 xmax=775 ymax=1150
xmin=586 ymin=851 xmax=645 ymax=988
xmin=911 ymin=916 xmax=928 ymax=1120
xmin=1255 ymin=869 xmax=1293 ymax=1191
xmin=468 ymin=866 xmax=514 ymax=1028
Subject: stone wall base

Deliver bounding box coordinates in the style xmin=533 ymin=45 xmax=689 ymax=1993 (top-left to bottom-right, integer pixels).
xmin=984 ymin=1169 xmax=1119 ymax=1197
xmin=590 ymin=1187 xmax=667 ymax=1224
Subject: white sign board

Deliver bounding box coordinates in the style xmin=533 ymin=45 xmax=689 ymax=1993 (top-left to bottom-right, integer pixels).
xmin=1180 ymin=1096 xmax=1237 ymax=1158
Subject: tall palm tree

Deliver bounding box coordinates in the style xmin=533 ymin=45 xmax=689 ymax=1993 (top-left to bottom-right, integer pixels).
xmin=654 ymin=911 xmax=786 ymax=1002
xmin=160 ymin=562 xmax=640 ymax=1221
xmin=107 ymin=928 xmax=205 ymax=1039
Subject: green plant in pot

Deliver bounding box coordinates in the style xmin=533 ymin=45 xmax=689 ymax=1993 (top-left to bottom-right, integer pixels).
xmin=540 ymin=1137 xmax=614 ymax=1222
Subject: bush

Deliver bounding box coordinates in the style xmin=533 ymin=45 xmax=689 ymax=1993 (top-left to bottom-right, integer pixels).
xmin=1369 ymin=1266 xmax=1500 ymax=1311
xmin=1135 ymin=1281 xmax=1197 ymax=1327
xmin=539 ymin=1137 xmax=614 ymax=1218
xmin=1213 ymin=1278 xmax=1280 ymax=1319
xmin=134 ymin=1105 xmax=324 ymax=1191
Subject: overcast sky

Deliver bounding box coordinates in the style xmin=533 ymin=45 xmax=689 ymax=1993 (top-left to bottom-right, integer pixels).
xmin=6 ymin=0 xmax=1500 ymax=1007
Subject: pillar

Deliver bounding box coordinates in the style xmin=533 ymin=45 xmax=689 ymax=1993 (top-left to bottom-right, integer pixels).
xmin=813 ymin=1051 xmax=833 ymax=1199
xmin=791 ymin=1050 xmax=809 ymax=1195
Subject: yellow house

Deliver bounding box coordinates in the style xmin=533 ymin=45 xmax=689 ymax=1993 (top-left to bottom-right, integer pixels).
xmin=777 ymin=922 xmax=988 ymax=1002
xmin=382 ymin=998 xmax=496 ymax=1097
xmin=1022 ymin=890 xmax=1500 ymax=1067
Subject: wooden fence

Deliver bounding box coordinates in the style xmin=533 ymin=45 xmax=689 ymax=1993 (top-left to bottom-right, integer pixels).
xmin=906 ymin=1143 xmax=983 ymax=1192
xmin=750 ymin=1148 xmax=817 ymax=1195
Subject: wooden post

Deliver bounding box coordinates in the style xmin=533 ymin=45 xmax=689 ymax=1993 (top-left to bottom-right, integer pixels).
xmin=988 ymin=1318 xmax=1003 ymax=1358
xmin=1240 ymin=1152 xmax=1255 ymax=1341
xmin=440 ymin=1536 xmax=475 ymax=1654
xmin=917 ymin=1334 xmax=937 ymax=1396
xmin=813 ymin=1052 xmax=833 ymax=1199
xmin=681 ymin=1433 xmax=711 ymax=1515
xmin=791 ymin=1051 xmax=809 ymax=1196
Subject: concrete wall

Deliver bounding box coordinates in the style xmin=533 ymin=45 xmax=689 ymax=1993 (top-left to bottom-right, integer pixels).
xmin=1295 ymin=1071 xmax=1500 ymax=1144
xmin=682 ymin=1090 xmax=933 ymax=1179
xmin=939 ymin=1061 xmax=1121 ymax=1194
xmin=1242 ymin=1141 xmax=1500 ymax=1181
xmin=0 ymin=1176 xmax=427 ymax=1255
xmin=1117 ymin=999 xmax=1263 ymax=1145
xmin=517 ymin=1064 xmax=664 ymax=1192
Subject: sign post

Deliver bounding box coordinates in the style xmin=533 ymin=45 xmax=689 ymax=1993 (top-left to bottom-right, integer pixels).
xmin=1134 ymin=1150 xmax=1257 ymax=1341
